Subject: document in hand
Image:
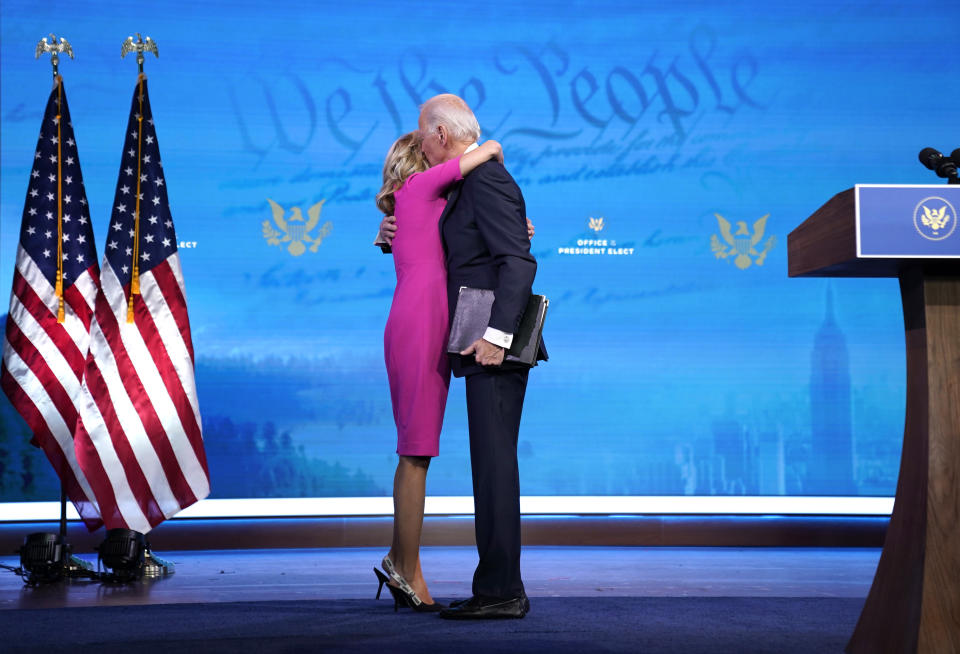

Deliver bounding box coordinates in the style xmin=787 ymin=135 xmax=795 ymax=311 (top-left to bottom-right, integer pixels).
xmin=447 ymin=287 xmax=549 ymax=367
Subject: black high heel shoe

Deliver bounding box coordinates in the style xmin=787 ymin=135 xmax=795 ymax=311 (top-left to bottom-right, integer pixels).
xmin=373 ymin=566 xmax=444 ymax=613
xmin=374 ymin=568 xmax=398 ymax=608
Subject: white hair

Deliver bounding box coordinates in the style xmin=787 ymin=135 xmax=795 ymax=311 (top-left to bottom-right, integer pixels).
xmin=421 ymin=94 xmax=481 ymax=143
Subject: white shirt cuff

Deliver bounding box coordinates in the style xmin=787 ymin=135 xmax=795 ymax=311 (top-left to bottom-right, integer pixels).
xmin=483 ymin=326 xmax=513 ymax=349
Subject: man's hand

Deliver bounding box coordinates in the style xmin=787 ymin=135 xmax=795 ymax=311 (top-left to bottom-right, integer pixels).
xmin=526 ymin=217 xmax=535 ymax=240
xmin=461 ymin=338 xmax=505 ymax=366
xmin=379 ymin=215 xmax=397 ymax=245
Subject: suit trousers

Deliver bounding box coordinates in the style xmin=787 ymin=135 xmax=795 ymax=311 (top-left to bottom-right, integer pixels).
xmin=465 ymin=365 xmax=529 ymax=600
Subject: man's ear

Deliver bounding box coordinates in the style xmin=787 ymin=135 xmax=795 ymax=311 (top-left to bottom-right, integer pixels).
xmin=437 ymin=125 xmax=448 ymax=147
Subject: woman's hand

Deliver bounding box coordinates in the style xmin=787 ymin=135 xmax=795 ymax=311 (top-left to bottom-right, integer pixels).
xmin=379 ymin=215 xmax=397 ymax=245
xmin=481 ymin=139 xmax=503 ymax=163
xmin=526 ymin=217 xmax=535 ymax=240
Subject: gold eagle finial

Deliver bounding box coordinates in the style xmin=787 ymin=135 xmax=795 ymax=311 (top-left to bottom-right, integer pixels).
xmin=35 ymin=34 xmax=74 ymax=79
xmin=121 ymin=34 xmax=159 ymax=74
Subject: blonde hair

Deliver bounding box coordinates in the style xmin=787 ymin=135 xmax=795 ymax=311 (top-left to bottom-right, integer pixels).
xmin=421 ymin=94 xmax=481 ymax=143
xmin=376 ymin=132 xmax=428 ymax=215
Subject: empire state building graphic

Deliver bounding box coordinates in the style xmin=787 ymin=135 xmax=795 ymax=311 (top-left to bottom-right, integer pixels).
xmin=807 ymin=286 xmax=856 ymax=494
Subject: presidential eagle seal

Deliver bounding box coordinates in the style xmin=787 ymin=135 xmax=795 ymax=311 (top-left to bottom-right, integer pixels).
xmin=913 ymin=197 xmax=956 ymax=242
xmin=263 ymin=199 xmax=332 ymax=256
xmin=710 ymin=213 xmax=776 ymax=270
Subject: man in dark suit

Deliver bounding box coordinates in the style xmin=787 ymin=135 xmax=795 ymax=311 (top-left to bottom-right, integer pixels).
xmin=414 ymin=93 xmax=543 ymax=619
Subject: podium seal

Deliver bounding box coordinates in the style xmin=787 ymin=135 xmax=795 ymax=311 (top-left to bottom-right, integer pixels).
xmin=913 ymin=196 xmax=957 ymax=241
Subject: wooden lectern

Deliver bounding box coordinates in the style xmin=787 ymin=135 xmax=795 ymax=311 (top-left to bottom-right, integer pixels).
xmin=788 ymin=185 xmax=960 ymax=653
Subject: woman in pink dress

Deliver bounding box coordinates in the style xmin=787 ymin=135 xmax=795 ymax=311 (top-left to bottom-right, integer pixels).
xmin=373 ymin=132 xmax=503 ymax=611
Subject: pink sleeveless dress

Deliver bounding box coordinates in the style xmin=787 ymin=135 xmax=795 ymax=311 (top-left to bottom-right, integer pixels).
xmin=384 ymin=156 xmax=462 ymax=456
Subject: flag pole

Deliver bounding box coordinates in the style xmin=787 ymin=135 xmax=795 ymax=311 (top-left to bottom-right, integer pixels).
xmin=35 ymin=32 xmax=73 ymax=548
xmin=120 ymin=34 xmax=159 ymax=323
xmin=59 ymin=483 xmax=67 ymax=541
xmin=10 ymin=36 xmax=96 ymax=583
xmin=35 ymin=36 xmax=74 ymax=323
xmin=37 ymin=32 xmax=74 ymax=561
xmin=90 ymin=35 xmax=175 ymax=580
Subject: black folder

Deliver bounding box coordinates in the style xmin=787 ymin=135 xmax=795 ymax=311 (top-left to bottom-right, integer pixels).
xmin=446 ymin=287 xmax=549 ymax=367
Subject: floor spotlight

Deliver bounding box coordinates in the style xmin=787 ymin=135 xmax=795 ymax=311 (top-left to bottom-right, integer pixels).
xmin=97 ymin=528 xmax=147 ymax=582
xmin=18 ymin=532 xmax=67 ymax=585
xmin=6 ymin=485 xmax=95 ymax=585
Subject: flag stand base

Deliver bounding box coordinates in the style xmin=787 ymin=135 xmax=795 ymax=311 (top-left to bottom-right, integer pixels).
xmin=11 ymin=484 xmax=98 ymax=583
xmin=143 ymin=549 xmax=175 ymax=578
xmin=12 ymin=532 xmax=97 ymax=584
xmin=97 ymin=529 xmax=175 ymax=582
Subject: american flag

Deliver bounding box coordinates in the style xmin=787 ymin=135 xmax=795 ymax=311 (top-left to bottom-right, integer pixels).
xmin=72 ymin=76 xmax=209 ymax=533
xmin=1 ymin=78 xmax=103 ymax=530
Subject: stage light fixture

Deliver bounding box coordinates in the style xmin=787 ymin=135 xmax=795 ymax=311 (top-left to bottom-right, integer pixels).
xmin=97 ymin=528 xmax=147 ymax=582
xmin=18 ymin=532 xmax=67 ymax=585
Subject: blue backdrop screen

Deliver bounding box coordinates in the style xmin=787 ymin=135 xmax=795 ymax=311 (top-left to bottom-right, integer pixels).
xmin=2 ymin=0 xmax=957 ymax=503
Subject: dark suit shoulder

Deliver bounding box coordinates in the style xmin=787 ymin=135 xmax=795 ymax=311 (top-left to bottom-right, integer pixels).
xmin=471 ymin=160 xmax=513 ymax=181
xmin=464 ymin=160 xmax=521 ymax=196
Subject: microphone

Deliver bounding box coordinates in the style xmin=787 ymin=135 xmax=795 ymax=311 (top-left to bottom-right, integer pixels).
xmin=951 ymin=148 xmax=960 ymax=166
xmin=918 ymin=147 xmax=959 ymax=179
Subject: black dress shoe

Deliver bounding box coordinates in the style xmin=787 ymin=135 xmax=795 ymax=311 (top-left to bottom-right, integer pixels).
xmin=439 ymin=595 xmax=527 ymax=620
xmin=450 ymin=592 xmax=530 ymax=613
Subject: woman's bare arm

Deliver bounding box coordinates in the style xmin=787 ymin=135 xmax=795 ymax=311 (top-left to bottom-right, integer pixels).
xmin=459 ymin=140 xmax=503 ymax=177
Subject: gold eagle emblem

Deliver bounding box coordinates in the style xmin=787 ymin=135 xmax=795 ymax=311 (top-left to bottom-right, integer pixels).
xmin=710 ymin=213 xmax=776 ymax=269
xmin=263 ymin=199 xmax=332 ymax=256
xmin=588 ymin=216 xmax=605 ymax=232
xmin=920 ymin=205 xmax=950 ymax=233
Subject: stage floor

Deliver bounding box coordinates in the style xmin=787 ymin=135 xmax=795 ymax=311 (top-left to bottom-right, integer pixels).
xmin=0 ymin=546 xmax=879 ymax=609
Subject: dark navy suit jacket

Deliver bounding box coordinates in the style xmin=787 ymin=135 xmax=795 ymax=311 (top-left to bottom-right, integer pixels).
xmin=439 ymin=160 xmax=547 ymax=378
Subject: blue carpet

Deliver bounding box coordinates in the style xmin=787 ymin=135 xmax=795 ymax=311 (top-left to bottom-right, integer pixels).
xmin=0 ymin=597 xmax=863 ymax=653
